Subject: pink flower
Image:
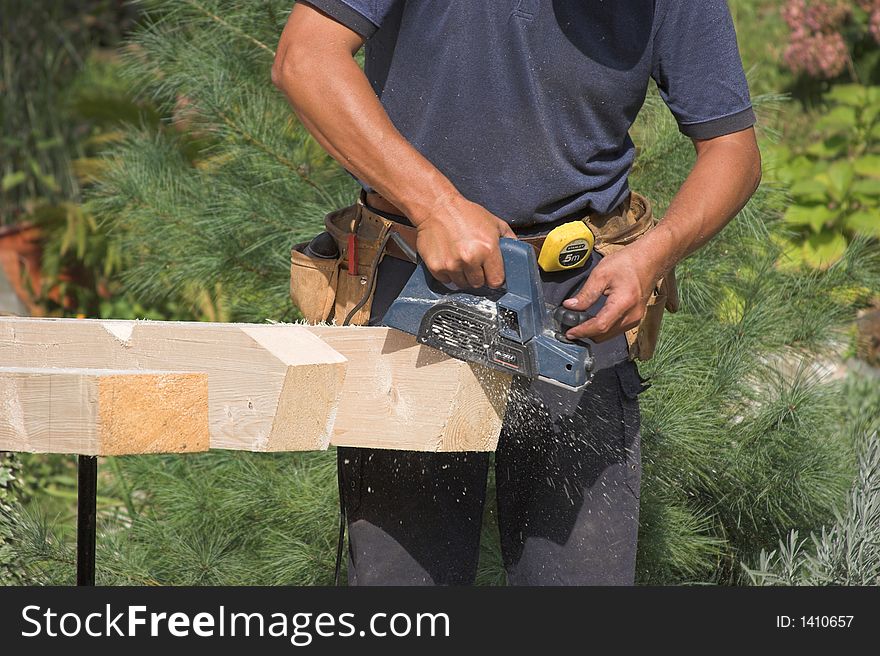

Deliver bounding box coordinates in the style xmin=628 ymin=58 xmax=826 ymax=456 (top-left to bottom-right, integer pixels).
xmin=781 ymin=0 xmax=856 ymax=78
xmin=784 ymin=30 xmax=849 ymax=78
xmin=783 ymin=0 xmax=807 ymax=30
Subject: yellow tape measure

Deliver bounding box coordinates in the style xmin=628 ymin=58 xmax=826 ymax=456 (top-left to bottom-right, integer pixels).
xmin=537 ymin=221 xmax=595 ymax=272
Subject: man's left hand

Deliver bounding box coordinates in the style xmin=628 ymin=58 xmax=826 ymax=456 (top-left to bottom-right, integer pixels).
xmin=561 ymin=243 xmax=664 ymax=343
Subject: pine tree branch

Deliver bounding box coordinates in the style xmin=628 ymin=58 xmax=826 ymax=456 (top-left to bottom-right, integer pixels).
xmin=181 ymin=0 xmax=275 ymax=57
xmin=210 ymin=105 xmax=333 ymax=202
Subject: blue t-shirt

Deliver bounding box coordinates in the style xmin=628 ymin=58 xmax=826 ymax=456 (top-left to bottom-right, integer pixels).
xmin=306 ymin=0 xmax=755 ymax=227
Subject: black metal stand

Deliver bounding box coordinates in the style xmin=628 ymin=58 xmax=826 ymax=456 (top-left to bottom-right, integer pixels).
xmin=76 ymin=455 xmax=97 ymax=586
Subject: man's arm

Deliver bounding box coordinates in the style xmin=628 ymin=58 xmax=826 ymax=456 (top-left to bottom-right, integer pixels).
xmin=271 ymin=2 xmax=514 ymax=290
xmin=564 ymin=128 xmax=762 ymax=342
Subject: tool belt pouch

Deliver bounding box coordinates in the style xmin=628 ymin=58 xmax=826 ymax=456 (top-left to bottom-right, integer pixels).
xmin=290 ymin=202 xmax=392 ymax=325
xmin=289 ymin=242 xmax=339 ymax=324
xmin=588 ymin=193 xmax=680 ymax=362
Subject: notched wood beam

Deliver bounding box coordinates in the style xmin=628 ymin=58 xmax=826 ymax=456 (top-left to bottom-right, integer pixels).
xmin=0 ymin=318 xmax=348 ymax=452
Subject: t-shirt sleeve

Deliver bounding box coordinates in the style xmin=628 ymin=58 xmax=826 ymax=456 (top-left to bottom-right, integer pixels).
xmin=651 ymin=0 xmax=756 ymax=140
xmin=302 ymin=0 xmax=398 ymax=39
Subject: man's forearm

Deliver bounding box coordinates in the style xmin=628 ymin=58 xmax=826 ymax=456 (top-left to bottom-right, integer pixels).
xmin=635 ymin=128 xmax=763 ymax=278
xmin=273 ymin=4 xmax=517 ymax=289
xmin=562 ymin=127 xmax=761 ymax=341
xmin=272 ymin=4 xmax=456 ymax=225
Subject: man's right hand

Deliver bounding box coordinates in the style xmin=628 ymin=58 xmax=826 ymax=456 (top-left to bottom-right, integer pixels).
xmin=413 ymin=194 xmax=516 ymax=289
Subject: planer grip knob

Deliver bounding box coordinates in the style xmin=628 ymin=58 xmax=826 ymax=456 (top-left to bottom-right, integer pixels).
xmin=552 ymin=306 xmax=594 ymax=334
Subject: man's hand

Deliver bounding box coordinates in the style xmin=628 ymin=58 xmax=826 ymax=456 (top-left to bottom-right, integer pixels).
xmin=562 ymin=243 xmax=662 ymax=342
xmin=412 ymin=194 xmax=515 ymax=289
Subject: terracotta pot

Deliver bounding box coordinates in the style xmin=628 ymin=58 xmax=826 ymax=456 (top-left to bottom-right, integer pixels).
xmin=0 ymin=222 xmax=44 ymax=316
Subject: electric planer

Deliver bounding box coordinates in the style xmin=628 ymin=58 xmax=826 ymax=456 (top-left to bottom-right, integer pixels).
xmin=382 ymin=237 xmax=623 ymax=392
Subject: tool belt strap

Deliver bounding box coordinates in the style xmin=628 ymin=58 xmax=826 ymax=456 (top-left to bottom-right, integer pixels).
xmin=353 ymin=190 xmax=678 ymax=314
xmin=358 ymin=190 xmax=654 ymax=266
xmin=515 ymin=193 xmax=654 ymax=256
xmin=324 ymin=192 xmax=417 ymax=263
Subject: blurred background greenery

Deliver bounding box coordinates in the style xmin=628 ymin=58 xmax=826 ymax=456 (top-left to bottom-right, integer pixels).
xmin=1 ymin=0 xmax=879 ymax=585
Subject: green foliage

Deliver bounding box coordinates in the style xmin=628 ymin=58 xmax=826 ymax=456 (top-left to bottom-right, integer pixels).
xmin=0 ymin=0 xmax=179 ymax=318
xmin=32 ymin=49 xmax=163 ymax=318
xmin=773 ymin=84 xmax=880 ymax=269
xmin=630 ymin=95 xmax=880 ymax=583
xmin=729 ymin=0 xmax=794 ymax=98
xmin=40 ymin=49 xmax=181 ymax=318
xmin=87 ymin=0 xmax=355 ymax=321
xmin=745 ymin=429 xmax=880 ymax=585
xmin=0 ymin=0 xmax=139 ymax=224
xmin=5 ymin=1 xmax=880 ymax=586
xmin=10 ymin=452 xmax=343 ymax=586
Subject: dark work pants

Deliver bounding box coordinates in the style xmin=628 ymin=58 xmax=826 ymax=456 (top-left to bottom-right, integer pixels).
xmin=337 ymin=253 xmax=643 ymax=586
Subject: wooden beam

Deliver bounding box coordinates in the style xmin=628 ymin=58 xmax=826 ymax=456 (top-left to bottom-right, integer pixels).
xmin=0 ymin=318 xmax=511 ymax=453
xmin=0 ymin=318 xmax=347 ymax=452
xmin=0 ymin=367 xmax=208 ymax=456
xmin=308 ymin=326 xmax=511 ymax=452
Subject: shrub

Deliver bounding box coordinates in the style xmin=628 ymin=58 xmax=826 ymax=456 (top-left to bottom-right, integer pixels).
xmin=774 ymin=84 xmax=880 ymax=269
xmin=745 ymin=431 xmax=880 ymax=585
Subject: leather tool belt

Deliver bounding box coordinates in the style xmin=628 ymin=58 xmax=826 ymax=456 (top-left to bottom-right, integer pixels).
xmin=290 ymin=191 xmax=679 ymax=361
